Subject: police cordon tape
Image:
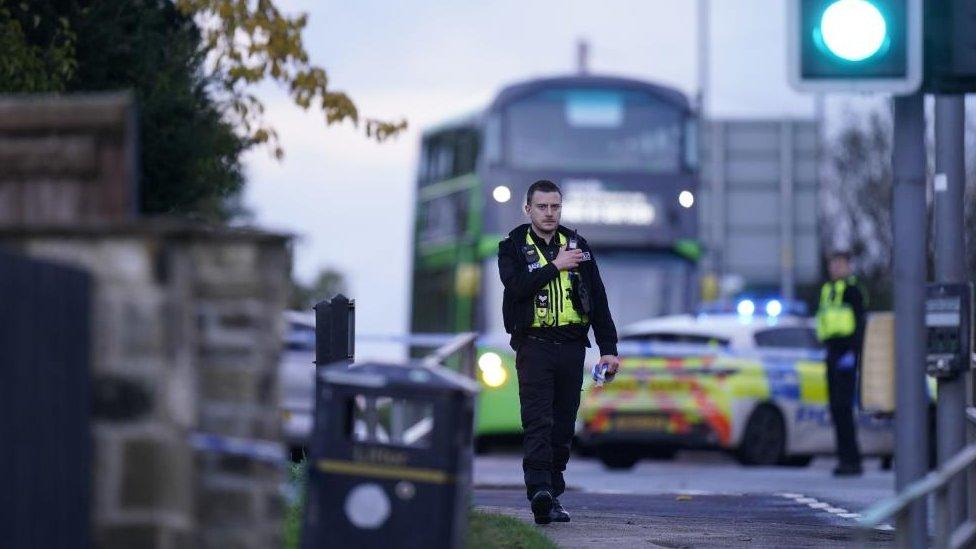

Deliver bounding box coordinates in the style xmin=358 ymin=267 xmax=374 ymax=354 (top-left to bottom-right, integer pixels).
xmin=188 ymin=431 xmax=288 ymax=466
xmin=355 ymin=333 xmax=827 ymax=362
xmin=195 ymin=337 xmax=824 ymax=463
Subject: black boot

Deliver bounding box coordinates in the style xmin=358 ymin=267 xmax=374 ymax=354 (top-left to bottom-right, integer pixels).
xmin=550 ymin=498 xmax=570 ymax=522
xmin=833 ymin=462 xmax=863 ymax=476
xmin=531 ymin=490 xmax=554 ymax=525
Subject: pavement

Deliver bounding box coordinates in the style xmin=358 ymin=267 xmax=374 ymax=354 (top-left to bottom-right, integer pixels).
xmin=473 ymin=451 xmax=897 ymax=548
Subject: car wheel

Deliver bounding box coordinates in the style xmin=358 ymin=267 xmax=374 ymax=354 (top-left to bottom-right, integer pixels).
xmin=736 ymin=404 xmax=786 ymax=466
xmin=780 ymin=454 xmax=813 ymax=467
xmin=597 ymin=444 xmax=640 ymax=470
xmin=573 ymin=437 xmax=595 ymax=457
xmin=474 ymin=436 xmax=492 ymax=455
xmin=645 ymin=446 xmax=677 ymax=460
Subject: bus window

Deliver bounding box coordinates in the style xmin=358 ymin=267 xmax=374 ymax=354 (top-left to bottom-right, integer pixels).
xmin=434 ymin=140 xmax=453 ymax=181
xmin=594 ymin=253 xmax=692 ymax=326
xmin=411 ymin=267 xmax=455 ymax=333
xmin=455 ymin=130 xmax=479 ymax=175
xmin=684 ymin=118 xmax=699 ymax=172
xmin=418 ymin=192 xmax=469 ymax=244
xmin=418 ymin=134 xmax=455 ymax=185
xmin=419 ymin=129 xmax=479 ymax=186
xmin=505 ymin=88 xmax=683 ymax=173
xmin=484 ymin=114 xmax=502 ymax=166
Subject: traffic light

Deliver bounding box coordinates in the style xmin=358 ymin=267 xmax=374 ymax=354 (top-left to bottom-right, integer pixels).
xmin=924 ymin=0 xmax=976 ymax=93
xmin=788 ymin=0 xmax=923 ymax=93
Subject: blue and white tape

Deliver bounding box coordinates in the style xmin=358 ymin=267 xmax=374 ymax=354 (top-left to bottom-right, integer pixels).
xmin=189 ymin=431 xmax=288 ymax=466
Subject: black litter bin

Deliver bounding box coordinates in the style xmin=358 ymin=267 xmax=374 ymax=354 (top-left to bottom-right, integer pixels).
xmin=302 ymin=361 xmax=479 ymax=549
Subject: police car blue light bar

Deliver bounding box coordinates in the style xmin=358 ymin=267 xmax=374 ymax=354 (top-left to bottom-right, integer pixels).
xmin=697 ymin=298 xmax=808 ymax=317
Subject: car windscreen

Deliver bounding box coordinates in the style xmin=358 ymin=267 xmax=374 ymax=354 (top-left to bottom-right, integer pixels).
xmin=621 ymin=332 xmax=730 ymax=349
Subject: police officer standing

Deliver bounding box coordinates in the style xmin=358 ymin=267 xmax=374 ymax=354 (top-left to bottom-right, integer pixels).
xmin=498 ymin=180 xmax=619 ymax=525
xmin=816 ymin=250 xmax=866 ymax=476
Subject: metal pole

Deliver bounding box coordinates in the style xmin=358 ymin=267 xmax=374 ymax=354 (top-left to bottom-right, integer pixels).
xmin=711 ymin=123 xmax=726 ymax=281
xmin=697 ymin=0 xmax=710 ymax=117
xmin=934 ymin=94 xmax=968 ymax=531
xmin=698 ymin=0 xmax=723 ymax=287
xmin=892 ymin=93 xmax=929 ymax=549
xmin=576 ymin=39 xmax=589 ymax=75
xmin=779 ymin=121 xmax=796 ymax=301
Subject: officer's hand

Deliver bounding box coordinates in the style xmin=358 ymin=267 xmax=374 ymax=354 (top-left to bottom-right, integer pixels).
xmin=601 ymin=355 xmax=621 ymax=378
xmin=553 ymin=245 xmax=584 ymax=271
xmin=838 ymin=351 xmax=856 ymax=371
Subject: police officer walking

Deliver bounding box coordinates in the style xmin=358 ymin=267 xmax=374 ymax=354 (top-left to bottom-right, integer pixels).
xmin=498 ymin=180 xmax=619 ymax=524
xmin=816 ymin=250 xmax=867 ymax=476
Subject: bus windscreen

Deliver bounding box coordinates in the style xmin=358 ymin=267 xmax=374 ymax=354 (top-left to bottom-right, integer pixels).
xmin=505 ymin=88 xmax=682 ymax=173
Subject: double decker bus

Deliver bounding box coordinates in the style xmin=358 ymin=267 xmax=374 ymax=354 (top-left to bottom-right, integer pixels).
xmin=410 ymin=74 xmax=701 ymax=444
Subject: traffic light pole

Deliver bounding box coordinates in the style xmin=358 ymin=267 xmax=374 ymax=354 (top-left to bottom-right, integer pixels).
xmin=892 ymin=93 xmax=929 ymax=549
xmin=934 ymin=94 xmax=968 ymax=531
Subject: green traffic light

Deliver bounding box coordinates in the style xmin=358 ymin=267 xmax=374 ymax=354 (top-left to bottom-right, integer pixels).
xmin=817 ymin=0 xmax=889 ymax=62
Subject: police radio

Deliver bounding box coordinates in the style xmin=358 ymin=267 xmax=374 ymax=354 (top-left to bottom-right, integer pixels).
xmin=925 ymin=282 xmax=973 ymax=379
xmin=567 ymin=230 xmax=591 ymax=315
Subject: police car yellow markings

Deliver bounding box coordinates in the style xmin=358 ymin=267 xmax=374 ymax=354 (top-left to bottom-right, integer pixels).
xmin=795 ymin=361 xmax=829 ymax=405
xmin=661 ymin=358 xmax=733 ymax=445
xmin=582 ymin=356 xmax=737 ymax=445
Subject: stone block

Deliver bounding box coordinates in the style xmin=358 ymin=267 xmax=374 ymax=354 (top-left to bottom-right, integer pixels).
xmin=200 ymin=528 xmax=263 ymax=549
xmin=198 ymin=487 xmax=256 ymax=526
xmin=120 ymin=437 xmax=192 ymax=512
xmin=250 ymin=412 xmax=281 ymax=440
xmin=191 ymin=243 xmax=261 ymax=287
xmin=200 ymin=366 xmax=260 ymax=404
xmin=94 ymin=524 xmax=159 ymax=549
xmin=91 ymin=374 xmax=154 ymax=422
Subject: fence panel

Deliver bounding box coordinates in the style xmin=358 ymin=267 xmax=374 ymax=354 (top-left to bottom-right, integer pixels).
xmin=0 ymin=248 xmax=91 ymax=549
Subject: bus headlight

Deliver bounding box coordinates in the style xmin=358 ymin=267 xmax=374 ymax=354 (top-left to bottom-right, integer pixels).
xmin=492 ymin=185 xmax=512 ymax=203
xmin=478 ymin=352 xmax=507 ymax=387
xmin=678 ymin=190 xmax=695 ymax=208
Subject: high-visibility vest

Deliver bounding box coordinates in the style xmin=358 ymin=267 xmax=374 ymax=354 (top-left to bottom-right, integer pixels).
xmin=527 ymin=231 xmax=587 ymax=328
xmin=816 ymin=277 xmax=858 ymax=341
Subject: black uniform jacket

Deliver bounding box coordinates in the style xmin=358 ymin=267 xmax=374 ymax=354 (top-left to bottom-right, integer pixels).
xmin=497 ymin=224 xmax=618 ymax=356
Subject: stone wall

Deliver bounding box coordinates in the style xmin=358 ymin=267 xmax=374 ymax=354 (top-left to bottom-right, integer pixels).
xmin=0 ymin=94 xmax=138 ymax=225
xmin=0 ymin=223 xmax=291 ymax=548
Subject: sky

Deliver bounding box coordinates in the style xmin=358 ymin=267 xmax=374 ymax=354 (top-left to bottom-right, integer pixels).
xmin=242 ymin=1 xmax=850 ymax=359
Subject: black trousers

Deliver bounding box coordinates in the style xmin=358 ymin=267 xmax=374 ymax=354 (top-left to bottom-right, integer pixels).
xmin=826 ymin=347 xmax=862 ymax=467
xmin=515 ymin=339 xmax=585 ymax=500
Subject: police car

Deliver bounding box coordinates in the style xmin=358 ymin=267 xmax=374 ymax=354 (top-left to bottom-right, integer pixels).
xmin=279 ymin=311 xmax=316 ymax=458
xmin=577 ymin=299 xmax=895 ymax=469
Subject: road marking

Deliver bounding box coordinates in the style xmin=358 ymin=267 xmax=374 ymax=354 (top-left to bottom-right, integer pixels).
xmin=776 ymin=492 xmax=892 ymax=530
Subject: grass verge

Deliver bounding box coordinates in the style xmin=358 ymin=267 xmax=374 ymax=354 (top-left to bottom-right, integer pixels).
xmin=467 ymin=509 xmax=557 ymax=549
xmin=283 ymin=460 xmax=306 ymax=549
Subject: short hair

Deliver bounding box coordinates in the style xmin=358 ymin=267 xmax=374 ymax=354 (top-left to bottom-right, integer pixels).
xmin=827 ymin=249 xmax=852 ymax=261
xmin=526 ymin=180 xmax=562 ymax=205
